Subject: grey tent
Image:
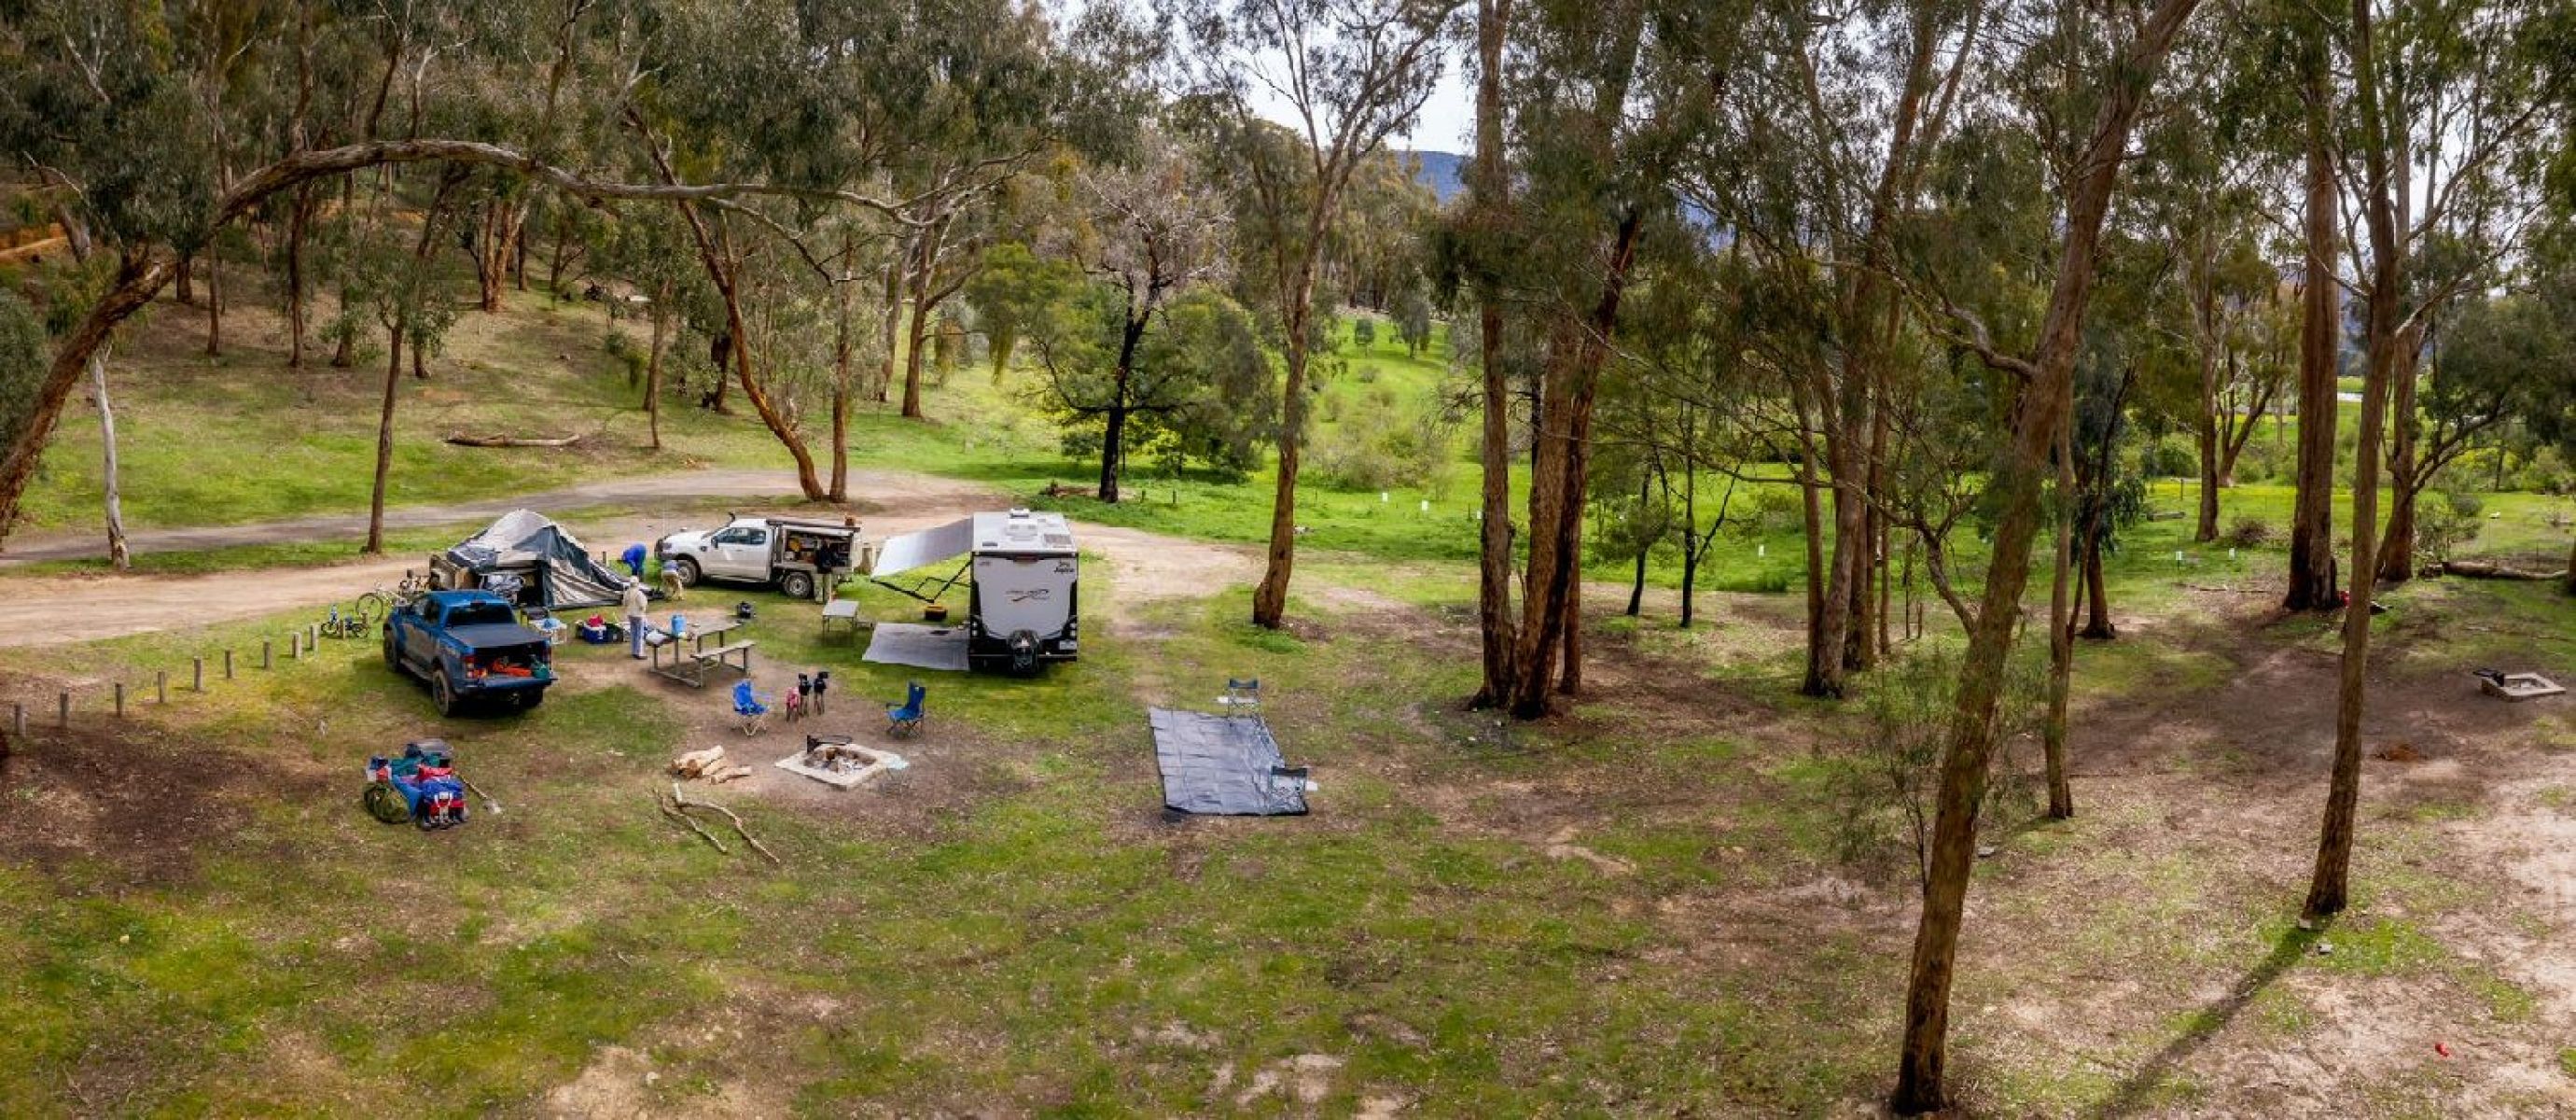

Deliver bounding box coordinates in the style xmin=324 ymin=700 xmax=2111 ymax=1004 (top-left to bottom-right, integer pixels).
xmin=434 ymin=510 xmax=637 ymax=610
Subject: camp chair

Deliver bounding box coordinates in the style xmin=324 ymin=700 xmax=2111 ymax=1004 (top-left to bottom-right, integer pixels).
xmin=885 ymin=681 xmax=926 ymax=738
xmin=731 ymin=679 xmax=771 ymax=735
xmin=1220 ymin=678 xmax=1261 ymax=715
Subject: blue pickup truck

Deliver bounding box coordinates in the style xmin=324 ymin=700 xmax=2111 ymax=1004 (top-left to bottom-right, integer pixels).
xmin=382 ymin=591 xmax=555 ymax=716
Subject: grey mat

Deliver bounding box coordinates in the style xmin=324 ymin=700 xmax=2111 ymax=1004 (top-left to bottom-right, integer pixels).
xmin=862 ymin=623 xmax=969 ymax=671
xmin=1149 ymin=707 xmax=1309 ymax=816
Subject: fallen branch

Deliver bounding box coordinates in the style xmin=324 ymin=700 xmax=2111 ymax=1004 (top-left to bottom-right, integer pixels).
xmin=657 ymin=794 xmax=728 ymax=854
xmin=673 ymin=782 xmax=781 ymax=865
xmin=2430 ymin=560 xmax=2568 ymax=582
xmin=445 ymin=432 xmax=583 ymax=448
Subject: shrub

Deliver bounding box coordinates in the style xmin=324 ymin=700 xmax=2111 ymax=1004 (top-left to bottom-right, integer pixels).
xmin=1827 ymin=647 xmax=2045 ymax=888
xmin=2415 ymin=490 xmax=2484 ymax=567
xmin=2221 ymin=516 xmax=2277 ymax=550
xmin=2141 ymin=440 xmax=2194 ymax=479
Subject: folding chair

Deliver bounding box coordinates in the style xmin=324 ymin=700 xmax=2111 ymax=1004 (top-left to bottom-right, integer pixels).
xmin=885 ymin=681 xmax=926 ymax=738
xmin=731 ymin=679 xmax=771 ymax=735
xmin=1220 ymin=678 xmax=1261 ymax=715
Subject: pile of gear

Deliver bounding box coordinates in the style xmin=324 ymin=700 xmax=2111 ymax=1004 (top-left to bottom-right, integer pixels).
xmin=364 ymin=739 xmax=471 ymax=830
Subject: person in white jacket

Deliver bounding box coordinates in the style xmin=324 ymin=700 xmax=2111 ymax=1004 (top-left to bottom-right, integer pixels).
xmin=621 ymin=581 xmax=650 ymax=660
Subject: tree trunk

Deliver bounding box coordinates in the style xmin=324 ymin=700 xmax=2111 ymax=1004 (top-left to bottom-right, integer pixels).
xmin=1505 ymin=215 xmax=1644 ymax=717
xmin=0 ymin=256 xmax=173 ymax=548
xmin=646 ymin=292 xmax=668 ymax=452
xmin=1099 ymin=315 xmax=1148 ymax=503
xmin=204 ymin=250 xmax=224 ymax=357
xmin=2304 ymin=0 xmax=2400 ymax=921
xmin=2079 ymin=525 xmax=2115 ymax=638
xmin=175 ymin=255 xmax=196 ymax=305
xmin=830 ymin=240 xmax=856 ymax=500
xmin=2195 ymin=383 xmax=2221 ymax=541
xmin=2375 ymin=331 xmax=2426 ymax=582
xmin=1889 ymin=0 xmax=2197 ymax=1107
xmin=1626 ymin=471 xmax=1651 ymax=617
xmin=1251 ymin=268 xmax=1318 ymax=629
xmin=366 ymin=327 xmax=402 ymax=553
xmin=2042 ymin=380 xmax=2075 ymax=819
xmin=2285 ymin=54 xmax=2343 ymax=613
xmin=1469 ymin=0 xmax=1518 ymax=708
xmin=285 ymin=186 xmax=313 ymax=368
xmin=899 ymin=222 xmax=947 ymax=420
xmin=875 ymin=260 xmax=903 ymax=404
xmin=89 ymin=353 xmax=130 ymax=570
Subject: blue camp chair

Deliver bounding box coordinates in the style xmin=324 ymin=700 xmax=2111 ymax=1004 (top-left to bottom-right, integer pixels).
xmin=885 ymin=681 xmax=926 ymax=738
xmin=731 ymin=679 xmax=770 ymax=735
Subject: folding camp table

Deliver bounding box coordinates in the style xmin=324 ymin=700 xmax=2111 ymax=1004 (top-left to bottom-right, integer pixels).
xmin=820 ymin=598 xmax=865 ymax=641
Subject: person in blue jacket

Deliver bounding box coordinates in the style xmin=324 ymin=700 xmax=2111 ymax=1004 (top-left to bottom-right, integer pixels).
xmin=619 ymin=541 xmax=648 ymax=579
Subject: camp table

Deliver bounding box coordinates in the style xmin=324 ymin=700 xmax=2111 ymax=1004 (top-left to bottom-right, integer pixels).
xmin=819 ymin=598 xmax=864 ymax=641
xmin=649 ymin=617 xmax=754 ymax=687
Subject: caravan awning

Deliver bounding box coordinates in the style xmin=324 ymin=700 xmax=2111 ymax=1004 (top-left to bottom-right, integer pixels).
xmin=870 ymin=518 xmax=975 ymax=576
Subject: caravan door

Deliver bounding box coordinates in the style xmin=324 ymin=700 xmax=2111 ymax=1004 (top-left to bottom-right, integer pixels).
xmin=974 ymin=554 xmax=1075 ymax=641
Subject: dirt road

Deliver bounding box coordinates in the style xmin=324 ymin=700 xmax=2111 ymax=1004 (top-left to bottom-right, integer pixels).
xmin=0 ymin=469 xmax=1254 ymax=648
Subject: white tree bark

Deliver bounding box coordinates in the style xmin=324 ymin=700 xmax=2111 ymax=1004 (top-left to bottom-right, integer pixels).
xmin=88 ymin=351 xmax=130 ymax=570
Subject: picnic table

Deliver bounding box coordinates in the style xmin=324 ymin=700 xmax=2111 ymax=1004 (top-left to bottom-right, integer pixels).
xmin=649 ymin=617 xmax=755 ymax=687
xmin=820 ymin=598 xmax=865 ymax=641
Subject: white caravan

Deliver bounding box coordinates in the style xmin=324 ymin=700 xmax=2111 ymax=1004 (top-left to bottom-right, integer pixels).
xmin=870 ymin=509 xmax=1079 ymax=673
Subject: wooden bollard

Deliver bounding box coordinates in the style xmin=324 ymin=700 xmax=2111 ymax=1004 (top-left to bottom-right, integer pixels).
xmin=11 ymin=703 xmax=23 ymax=736
xmin=59 ymin=691 xmax=70 ymax=727
xmin=224 ymin=649 xmax=234 ymax=679
xmin=262 ymin=638 xmax=273 ymax=669
xmin=306 ymin=623 xmax=318 ymax=648
xmin=288 ymin=632 xmax=300 ymax=661
xmin=193 ymin=657 xmax=205 ymax=692
xmin=115 ymin=682 xmax=126 ymax=718
xmin=156 ymin=671 xmax=167 ymax=705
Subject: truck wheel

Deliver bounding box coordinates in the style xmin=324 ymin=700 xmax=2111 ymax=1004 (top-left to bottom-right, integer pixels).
xmin=779 ymin=570 xmax=815 ymax=601
xmin=516 ymin=690 xmax=546 ymax=712
xmin=669 ymin=556 xmax=700 ymax=587
xmin=383 ymin=630 xmax=405 ymax=676
xmin=431 ymin=673 xmax=460 ymax=718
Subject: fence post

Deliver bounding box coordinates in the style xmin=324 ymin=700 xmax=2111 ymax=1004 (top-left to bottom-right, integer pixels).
xmin=11 ymin=703 xmax=22 ymax=736
xmin=192 ymin=657 xmax=204 ymax=692
xmin=225 ymin=649 xmax=235 ymax=679
xmin=59 ymin=691 xmax=70 ymax=727
xmin=262 ymin=638 xmax=273 ymax=669
xmin=289 ymin=632 xmax=302 ymax=661
xmin=114 ymin=682 xmax=125 ymax=718
xmin=156 ymin=671 xmax=167 ymax=705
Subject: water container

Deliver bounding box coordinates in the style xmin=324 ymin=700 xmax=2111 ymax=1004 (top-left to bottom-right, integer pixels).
xmin=671 ymin=613 xmax=689 ymax=638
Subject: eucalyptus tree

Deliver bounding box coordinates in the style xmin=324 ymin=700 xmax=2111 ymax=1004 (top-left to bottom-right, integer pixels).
xmin=966 ymin=242 xmax=1079 ymax=381
xmin=2305 ymin=0 xmax=2576 ymax=919
xmin=1031 ymin=133 xmax=1233 ymax=501
xmin=1177 ymin=0 xmax=1465 ymax=631
xmin=1880 ymin=0 xmax=2206 ymax=1107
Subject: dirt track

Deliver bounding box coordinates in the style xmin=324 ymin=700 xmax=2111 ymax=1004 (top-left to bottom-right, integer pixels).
xmin=0 ymin=469 xmax=1255 ymax=648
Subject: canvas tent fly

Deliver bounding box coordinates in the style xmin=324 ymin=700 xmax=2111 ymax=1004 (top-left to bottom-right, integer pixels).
xmin=432 ymin=510 xmax=638 ymax=610
xmin=868 ymin=510 xmax=1079 ymax=673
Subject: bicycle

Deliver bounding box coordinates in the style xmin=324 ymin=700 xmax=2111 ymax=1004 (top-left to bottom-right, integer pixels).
xmin=327 ymin=571 xmax=428 ymax=640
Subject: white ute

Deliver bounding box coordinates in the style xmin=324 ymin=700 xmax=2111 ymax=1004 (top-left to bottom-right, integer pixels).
xmin=656 ymin=514 xmax=862 ymax=601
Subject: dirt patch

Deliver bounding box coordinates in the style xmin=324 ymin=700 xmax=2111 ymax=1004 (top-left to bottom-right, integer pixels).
xmin=0 ymin=715 xmax=323 ymax=883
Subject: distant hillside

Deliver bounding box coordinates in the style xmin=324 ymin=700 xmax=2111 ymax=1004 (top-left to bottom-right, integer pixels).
xmin=1404 ymin=149 xmax=1467 ymax=203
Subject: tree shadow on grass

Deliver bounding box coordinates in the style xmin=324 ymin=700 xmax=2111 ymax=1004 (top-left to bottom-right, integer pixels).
xmin=2091 ymin=919 xmax=2319 ymax=1118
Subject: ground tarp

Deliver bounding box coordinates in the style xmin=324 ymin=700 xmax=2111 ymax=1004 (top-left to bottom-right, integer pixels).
xmin=862 ymin=623 xmax=970 ymax=671
xmin=443 ymin=510 xmax=636 ymax=609
xmin=1149 ymin=707 xmax=1308 ymax=816
xmin=871 ymin=518 xmax=976 ymax=576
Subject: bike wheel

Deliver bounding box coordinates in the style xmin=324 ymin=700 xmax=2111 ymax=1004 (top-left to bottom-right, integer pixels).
xmin=355 ymin=592 xmax=392 ymax=627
